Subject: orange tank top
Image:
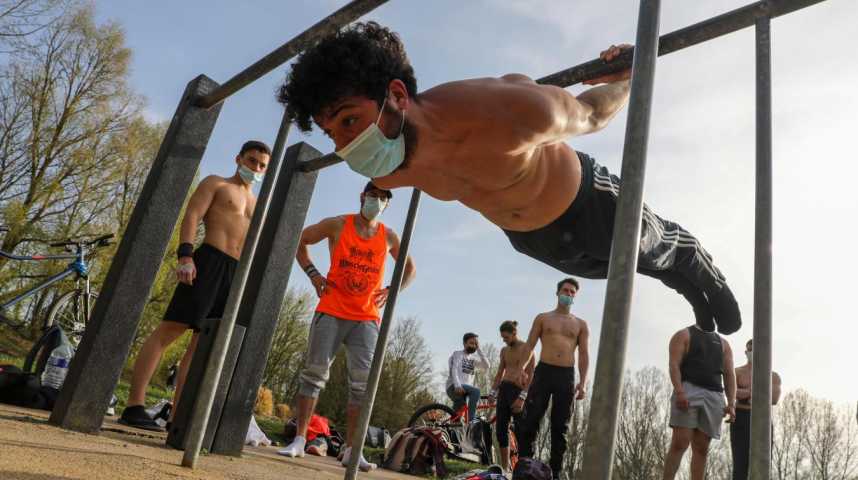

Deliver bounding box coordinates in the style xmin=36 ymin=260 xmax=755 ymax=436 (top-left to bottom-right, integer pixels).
xmin=316 ymin=215 xmax=387 ymax=322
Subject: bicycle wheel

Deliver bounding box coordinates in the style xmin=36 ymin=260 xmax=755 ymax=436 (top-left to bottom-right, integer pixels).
xmin=408 ymin=403 xmax=459 ymax=428
xmin=45 ymin=289 xmax=98 ymax=346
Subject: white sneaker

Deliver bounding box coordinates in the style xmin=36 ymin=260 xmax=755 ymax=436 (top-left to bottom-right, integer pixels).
xmin=340 ymin=446 xmax=377 ymax=472
xmin=277 ymin=436 xmax=306 ymax=458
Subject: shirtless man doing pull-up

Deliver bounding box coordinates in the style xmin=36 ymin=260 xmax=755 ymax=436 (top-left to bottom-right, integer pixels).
xmin=278 ymin=22 xmax=740 ymax=335
xmin=516 ymin=278 xmax=590 ymax=480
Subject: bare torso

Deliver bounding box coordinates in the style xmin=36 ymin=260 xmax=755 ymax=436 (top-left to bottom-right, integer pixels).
xmin=500 ymin=341 xmax=531 ymax=386
xmin=537 ymin=311 xmax=584 ymax=367
xmin=372 ymin=78 xmax=583 ymax=232
xmin=202 ymin=177 xmax=257 ymax=259
xmin=735 ymin=364 xmax=780 ymax=411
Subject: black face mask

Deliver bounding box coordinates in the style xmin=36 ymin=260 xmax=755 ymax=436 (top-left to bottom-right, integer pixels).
xmin=464 ymin=346 xmax=477 ymax=354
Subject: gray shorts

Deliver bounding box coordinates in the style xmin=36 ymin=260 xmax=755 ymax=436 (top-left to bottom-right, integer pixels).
xmin=299 ymin=312 xmax=379 ymax=405
xmin=669 ymin=381 xmax=726 ymax=440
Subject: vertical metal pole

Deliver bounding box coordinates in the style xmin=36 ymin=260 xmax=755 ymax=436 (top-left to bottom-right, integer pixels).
xmin=181 ymin=111 xmax=290 ymax=469
xmin=345 ymin=189 xmax=421 ymax=480
xmin=750 ymin=12 xmax=773 ymax=480
xmin=210 ymin=142 xmax=320 ymax=455
xmin=49 ymin=75 xmax=223 ymax=433
xmin=580 ymin=1 xmax=661 ymax=479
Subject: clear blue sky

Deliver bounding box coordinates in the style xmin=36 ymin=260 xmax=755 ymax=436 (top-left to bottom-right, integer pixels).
xmin=95 ymin=1 xmax=858 ymax=403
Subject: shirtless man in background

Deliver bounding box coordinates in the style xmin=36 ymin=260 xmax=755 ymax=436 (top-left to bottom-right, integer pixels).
xmin=278 ymin=22 xmax=740 ymax=335
xmin=490 ymin=320 xmax=535 ymax=475
xmin=515 ymin=278 xmax=589 ymax=480
xmin=731 ymin=339 xmax=782 ymax=480
xmin=119 ymin=141 xmax=270 ymax=431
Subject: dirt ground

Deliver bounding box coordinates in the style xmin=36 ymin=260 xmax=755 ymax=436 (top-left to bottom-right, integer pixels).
xmin=0 ymin=403 xmax=413 ymax=480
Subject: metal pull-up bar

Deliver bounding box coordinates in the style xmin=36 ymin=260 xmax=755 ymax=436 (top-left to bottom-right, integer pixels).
xmin=580 ymin=1 xmax=661 ymax=478
xmin=537 ymin=0 xmax=825 ymax=88
xmin=195 ymin=0 xmax=389 ymax=109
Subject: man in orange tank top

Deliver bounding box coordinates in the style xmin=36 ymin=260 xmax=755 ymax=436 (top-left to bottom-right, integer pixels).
xmin=278 ymin=182 xmax=416 ymax=471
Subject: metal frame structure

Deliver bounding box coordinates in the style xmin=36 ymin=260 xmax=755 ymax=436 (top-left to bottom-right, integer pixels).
xmin=47 ymin=1 xmax=830 ymax=479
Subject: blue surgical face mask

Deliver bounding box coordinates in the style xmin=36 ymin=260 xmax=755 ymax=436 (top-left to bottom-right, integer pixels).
xmin=336 ymin=97 xmax=405 ymax=178
xmin=558 ymin=294 xmax=574 ymax=307
xmin=361 ymin=196 xmax=386 ymax=221
xmin=238 ymin=164 xmax=264 ymax=185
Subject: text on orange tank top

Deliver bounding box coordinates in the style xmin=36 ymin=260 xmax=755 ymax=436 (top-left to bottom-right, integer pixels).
xmin=316 ymin=215 xmax=387 ymax=322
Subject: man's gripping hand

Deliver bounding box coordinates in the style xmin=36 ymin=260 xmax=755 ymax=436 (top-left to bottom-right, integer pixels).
xmin=584 ymin=44 xmax=633 ymax=85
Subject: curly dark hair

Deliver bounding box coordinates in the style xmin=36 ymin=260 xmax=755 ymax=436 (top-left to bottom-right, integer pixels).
xmin=278 ymin=22 xmax=418 ymax=132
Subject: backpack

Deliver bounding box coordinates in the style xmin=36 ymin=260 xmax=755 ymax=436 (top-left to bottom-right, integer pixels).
xmin=448 ymin=418 xmax=494 ymax=464
xmin=383 ymin=427 xmax=451 ymax=476
xmin=0 ymin=325 xmax=71 ymax=410
xmin=365 ymin=425 xmax=392 ymax=448
xmin=512 ymin=457 xmax=552 ymax=480
xmin=23 ymin=325 xmax=65 ymax=378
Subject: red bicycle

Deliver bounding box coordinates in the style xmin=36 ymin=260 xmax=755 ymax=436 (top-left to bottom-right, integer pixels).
xmin=408 ymin=394 xmax=519 ymax=470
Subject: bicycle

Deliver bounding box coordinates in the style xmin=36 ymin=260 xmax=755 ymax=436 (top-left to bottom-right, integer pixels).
xmin=0 ymin=227 xmax=114 ymax=345
xmin=408 ymin=394 xmax=519 ymax=470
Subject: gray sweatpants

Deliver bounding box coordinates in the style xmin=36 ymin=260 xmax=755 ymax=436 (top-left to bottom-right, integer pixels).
xmin=299 ymin=312 xmax=379 ymax=405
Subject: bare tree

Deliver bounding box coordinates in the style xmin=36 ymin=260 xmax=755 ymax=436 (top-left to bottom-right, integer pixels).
xmin=0 ymin=4 xmax=141 ymax=270
xmin=260 ymin=289 xmax=314 ymax=404
xmin=0 ymin=0 xmax=68 ymax=43
xmin=613 ymin=367 xmax=672 ymax=480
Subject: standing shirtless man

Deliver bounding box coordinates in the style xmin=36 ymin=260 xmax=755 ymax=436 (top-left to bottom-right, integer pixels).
xmin=516 ymin=278 xmax=590 ymax=480
xmin=277 ymin=22 xmax=740 ymax=334
xmin=731 ymin=339 xmax=782 ymax=480
xmin=120 ymin=140 xmax=269 ymax=431
xmin=490 ymin=320 xmax=535 ymax=475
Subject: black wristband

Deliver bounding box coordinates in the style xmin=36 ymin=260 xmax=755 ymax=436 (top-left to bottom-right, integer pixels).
xmin=177 ymin=242 xmax=194 ymax=259
xmin=304 ymin=264 xmax=320 ymax=278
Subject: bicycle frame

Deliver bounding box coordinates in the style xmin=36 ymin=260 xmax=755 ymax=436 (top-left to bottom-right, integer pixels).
xmin=0 ymin=248 xmax=90 ymax=312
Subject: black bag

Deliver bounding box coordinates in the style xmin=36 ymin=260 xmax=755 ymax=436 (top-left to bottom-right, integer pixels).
xmin=365 ymin=425 xmax=391 ymax=448
xmin=513 ymin=458 xmax=552 ymax=480
xmin=283 ymin=418 xmax=297 ymax=444
xmin=328 ymin=428 xmax=345 ymax=457
xmin=449 ymin=419 xmax=493 ymax=465
xmin=0 ymin=364 xmax=58 ymax=410
xmin=23 ymin=325 xmax=64 ymax=378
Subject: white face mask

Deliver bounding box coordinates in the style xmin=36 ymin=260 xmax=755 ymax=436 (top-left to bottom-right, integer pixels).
xmin=238 ymin=164 xmax=264 ymax=185
xmin=335 ymin=97 xmax=406 ymax=178
xmin=361 ymin=196 xmax=386 ymax=221
xmin=745 ymin=351 xmax=753 ymax=363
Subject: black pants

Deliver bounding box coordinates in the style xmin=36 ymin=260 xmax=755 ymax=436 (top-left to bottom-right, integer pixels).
xmin=516 ymin=363 xmax=575 ymax=475
xmin=495 ymin=381 xmax=523 ymax=448
xmin=503 ymin=152 xmax=741 ymax=334
xmin=730 ymin=409 xmax=751 ymax=480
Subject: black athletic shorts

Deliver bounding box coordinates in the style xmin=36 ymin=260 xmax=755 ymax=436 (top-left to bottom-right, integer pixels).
xmin=163 ymin=243 xmax=238 ymax=331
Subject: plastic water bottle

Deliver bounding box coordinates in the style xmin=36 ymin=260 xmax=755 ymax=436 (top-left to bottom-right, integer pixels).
xmin=41 ymin=343 xmax=74 ymax=389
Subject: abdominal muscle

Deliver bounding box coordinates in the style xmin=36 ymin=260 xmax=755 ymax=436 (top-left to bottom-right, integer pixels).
xmin=201 ymin=206 xmax=250 ymax=260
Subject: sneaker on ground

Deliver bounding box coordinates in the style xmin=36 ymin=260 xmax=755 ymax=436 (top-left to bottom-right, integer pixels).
xmin=277 ymin=436 xmax=306 ymax=458
xmin=118 ymin=405 xmax=164 ymax=432
xmin=340 ymin=446 xmax=376 ymax=472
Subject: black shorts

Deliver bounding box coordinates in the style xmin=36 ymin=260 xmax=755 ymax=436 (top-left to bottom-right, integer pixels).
xmin=502 ymin=151 xmax=741 ymax=334
xmin=163 ymin=243 xmax=238 ymax=331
